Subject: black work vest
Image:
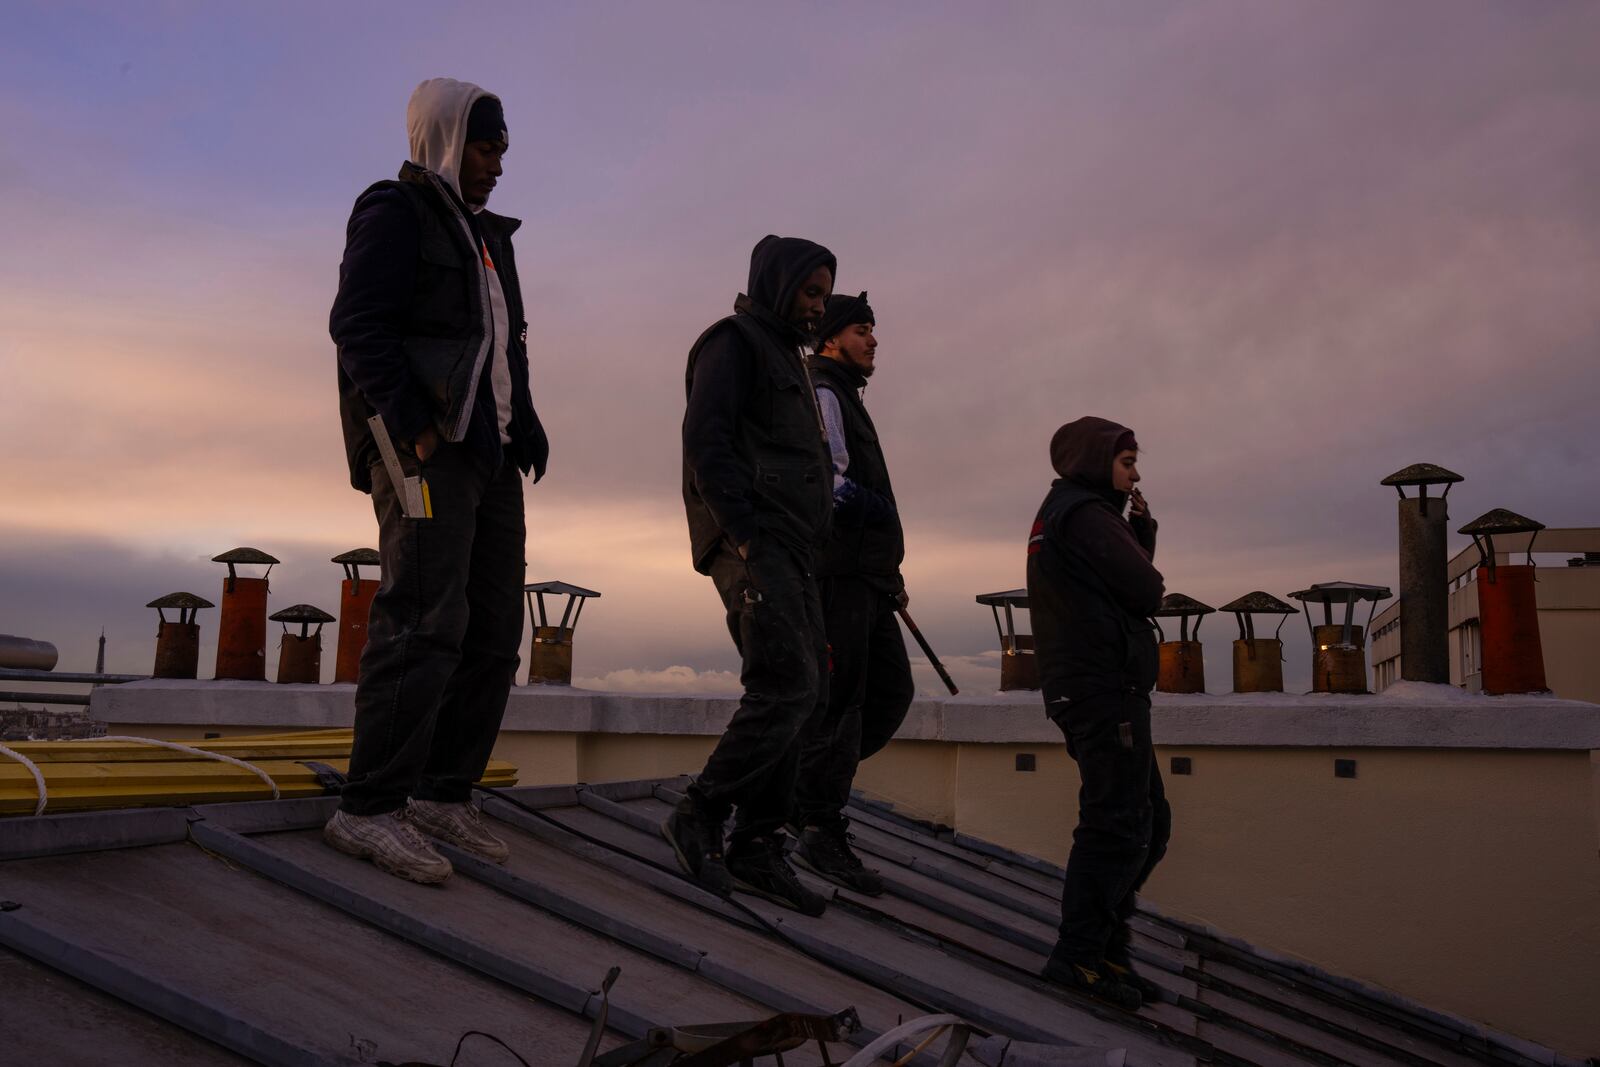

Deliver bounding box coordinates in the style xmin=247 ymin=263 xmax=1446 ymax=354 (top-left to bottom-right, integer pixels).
xmin=1026 ymin=480 xmax=1159 ymax=702
xmin=682 ymin=306 xmax=833 ymax=573
xmin=809 ymin=357 xmax=905 ymax=589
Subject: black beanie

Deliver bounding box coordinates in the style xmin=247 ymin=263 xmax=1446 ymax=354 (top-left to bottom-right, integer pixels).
xmin=466 ymin=94 xmax=508 ymax=145
xmin=819 ymin=291 xmax=875 ymax=346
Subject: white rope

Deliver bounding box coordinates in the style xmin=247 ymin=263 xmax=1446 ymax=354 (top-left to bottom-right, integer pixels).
xmin=0 ymin=743 xmax=48 ymax=816
xmin=84 ymin=736 xmax=281 ymax=800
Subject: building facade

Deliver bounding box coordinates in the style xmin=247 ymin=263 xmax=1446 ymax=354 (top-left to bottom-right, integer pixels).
xmin=1371 ymin=527 xmax=1600 ymax=701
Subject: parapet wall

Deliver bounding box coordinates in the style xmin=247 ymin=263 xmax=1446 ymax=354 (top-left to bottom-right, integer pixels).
xmin=91 ymin=679 xmax=1600 ymax=1058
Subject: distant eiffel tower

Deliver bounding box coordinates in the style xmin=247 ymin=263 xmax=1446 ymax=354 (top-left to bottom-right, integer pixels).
xmin=93 ymin=627 xmax=106 ymax=687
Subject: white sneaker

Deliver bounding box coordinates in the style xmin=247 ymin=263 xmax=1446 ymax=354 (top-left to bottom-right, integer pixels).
xmin=406 ymin=799 xmax=511 ymax=864
xmin=323 ymin=809 xmax=452 ymax=884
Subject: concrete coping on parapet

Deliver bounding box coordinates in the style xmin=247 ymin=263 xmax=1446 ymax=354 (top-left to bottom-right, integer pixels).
xmin=87 ymin=678 xmax=1600 ymax=751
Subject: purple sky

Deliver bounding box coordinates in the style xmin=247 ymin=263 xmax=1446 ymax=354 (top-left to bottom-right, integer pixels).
xmin=3 ymin=1 xmax=1597 ymax=694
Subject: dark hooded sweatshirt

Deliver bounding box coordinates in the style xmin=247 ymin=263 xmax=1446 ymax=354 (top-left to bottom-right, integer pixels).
xmin=682 ymin=236 xmax=837 ymax=573
xmin=330 ymin=166 xmax=549 ymax=491
xmin=1025 ymin=417 xmax=1164 ymax=701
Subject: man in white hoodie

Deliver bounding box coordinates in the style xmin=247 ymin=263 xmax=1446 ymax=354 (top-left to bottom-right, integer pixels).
xmin=327 ymin=78 xmax=549 ymax=884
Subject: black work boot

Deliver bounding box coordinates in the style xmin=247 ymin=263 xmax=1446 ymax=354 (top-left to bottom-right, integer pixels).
xmin=661 ymin=796 xmax=732 ymax=897
xmin=727 ymin=836 xmax=828 ymax=917
xmin=1105 ymin=929 xmax=1164 ymax=1002
xmin=1040 ymin=954 xmax=1143 ymax=1012
xmin=793 ymin=824 xmax=885 ymax=896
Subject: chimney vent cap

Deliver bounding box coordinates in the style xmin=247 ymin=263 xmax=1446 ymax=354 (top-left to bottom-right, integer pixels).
xmin=1380 ymin=463 xmax=1464 ymax=487
xmin=976 ymin=588 xmax=1029 ymax=608
xmin=146 ymin=592 xmax=214 ymax=611
xmin=523 ymin=581 xmax=602 ymax=599
xmin=212 ymin=547 xmax=279 ymax=566
xmin=1152 ymin=593 xmax=1215 ymax=617
xmin=1218 ymin=591 xmax=1298 ymax=615
xmin=1458 ymin=508 xmax=1545 ymax=538
xmin=1288 ymin=581 xmax=1392 ymax=604
xmin=331 ymin=548 xmax=380 ymax=566
xmin=269 ymin=604 xmax=336 ymax=624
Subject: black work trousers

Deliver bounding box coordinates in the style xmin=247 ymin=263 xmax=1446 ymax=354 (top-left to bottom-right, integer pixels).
xmin=795 ymin=575 xmax=915 ymax=829
xmin=1048 ymin=688 xmax=1171 ymax=964
xmin=688 ymin=540 xmax=829 ymax=848
xmin=341 ymin=441 xmax=526 ymax=816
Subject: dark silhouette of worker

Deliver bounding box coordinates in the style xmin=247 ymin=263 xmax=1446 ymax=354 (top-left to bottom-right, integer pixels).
xmin=1027 ymin=416 xmax=1169 ymax=1009
xmin=666 ymin=235 xmax=837 ymax=915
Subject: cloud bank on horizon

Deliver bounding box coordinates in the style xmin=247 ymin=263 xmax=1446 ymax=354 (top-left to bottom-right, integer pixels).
xmin=2 ymin=1 xmax=1597 ymax=692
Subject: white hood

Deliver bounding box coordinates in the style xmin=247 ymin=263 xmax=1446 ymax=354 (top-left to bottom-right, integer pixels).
xmin=406 ymin=77 xmax=497 ymax=207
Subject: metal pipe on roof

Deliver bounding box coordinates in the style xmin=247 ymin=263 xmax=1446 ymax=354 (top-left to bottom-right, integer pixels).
xmin=0 ymin=669 xmax=147 ymax=684
xmin=0 ymin=691 xmax=91 ymax=706
xmin=0 ymin=637 xmax=58 ymax=673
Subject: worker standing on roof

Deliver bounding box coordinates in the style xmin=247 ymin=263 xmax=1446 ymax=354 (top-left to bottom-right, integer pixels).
xmin=1026 ymin=417 xmax=1168 ymax=1010
xmin=665 ymin=235 xmax=837 ymax=916
xmin=789 ymin=292 xmax=914 ymax=897
xmin=324 ymin=78 xmax=550 ymax=884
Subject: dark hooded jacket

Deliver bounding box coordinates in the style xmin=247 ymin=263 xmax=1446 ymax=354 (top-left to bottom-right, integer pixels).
xmin=330 ymin=164 xmax=549 ymax=491
xmin=682 ymin=236 xmax=837 ymax=573
xmin=1025 ymin=416 xmax=1164 ymax=702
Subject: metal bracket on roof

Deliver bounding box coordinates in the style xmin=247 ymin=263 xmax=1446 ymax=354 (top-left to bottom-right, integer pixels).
xmin=576 ymin=966 xmax=622 ymax=1067
xmin=297 ymin=760 xmax=348 ymax=794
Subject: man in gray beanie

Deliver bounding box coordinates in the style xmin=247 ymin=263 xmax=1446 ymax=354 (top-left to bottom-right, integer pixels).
xmin=326 ymin=78 xmax=549 ymax=884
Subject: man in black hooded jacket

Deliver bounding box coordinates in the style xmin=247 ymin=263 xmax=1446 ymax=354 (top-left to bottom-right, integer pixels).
xmin=790 ymin=292 xmax=914 ymax=896
xmin=1026 ymin=416 xmax=1169 ymax=1010
xmin=324 ymin=79 xmax=549 ymax=886
xmin=665 ymin=235 xmax=836 ymax=916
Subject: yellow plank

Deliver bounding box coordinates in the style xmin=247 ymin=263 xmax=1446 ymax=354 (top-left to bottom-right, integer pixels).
xmin=0 ymin=759 xmax=517 ymax=815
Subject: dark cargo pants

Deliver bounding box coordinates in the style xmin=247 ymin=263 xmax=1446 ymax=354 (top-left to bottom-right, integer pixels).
xmin=1048 ymin=689 xmax=1172 ymax=964
xmin=795 ymin=575 xmax=915 ymax=829
xmin=341 ymin=441 xmax=526 ymax=816
xmin=688 ymin=541 xmax=829 ymax=848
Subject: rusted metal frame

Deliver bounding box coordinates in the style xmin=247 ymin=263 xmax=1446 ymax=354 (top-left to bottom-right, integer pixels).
xmin=559 ymin=592 xmax=578 ymax=634
xmin=0 ymin=901 xmax=346 ymax=1067
xmin=185 ymin=820 xmax=659 ymax=1040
